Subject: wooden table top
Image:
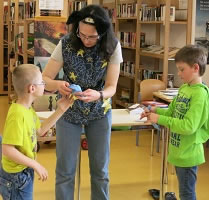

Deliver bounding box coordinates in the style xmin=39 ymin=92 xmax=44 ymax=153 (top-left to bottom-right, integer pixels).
xmin=153 ymin=91 xmax=174 ymax=103
xmin=37 ymin=109 xmax=151 ymax=127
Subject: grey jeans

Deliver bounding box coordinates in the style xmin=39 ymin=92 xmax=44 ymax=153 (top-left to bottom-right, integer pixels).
xmin=55 ymin=111 xmax=112 ymax=200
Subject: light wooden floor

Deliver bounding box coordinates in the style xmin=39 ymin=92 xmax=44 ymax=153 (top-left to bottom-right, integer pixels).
xmin=0 ymin=95 xmax=209 ymax=200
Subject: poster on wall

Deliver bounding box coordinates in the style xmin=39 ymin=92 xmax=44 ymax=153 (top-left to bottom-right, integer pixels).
xmin=195 ymin=0 xmax=209 ymax=63
xmin=34 ymin=21 xmax=67 ymax=79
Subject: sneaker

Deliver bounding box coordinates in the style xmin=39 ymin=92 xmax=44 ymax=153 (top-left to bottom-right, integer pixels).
xmin=165 ymin=192 xmax=177 ymax=200
xmin=148 ymin=189 xmax=160 ymax=200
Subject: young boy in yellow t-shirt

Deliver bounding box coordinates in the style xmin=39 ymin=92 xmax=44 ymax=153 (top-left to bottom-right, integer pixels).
xmin=0 ymin=64 xmax=74 ymax=200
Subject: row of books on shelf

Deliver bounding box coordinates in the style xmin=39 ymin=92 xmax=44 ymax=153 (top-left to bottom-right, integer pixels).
xmin=120 ymin=61 xmax=135 ymax=77
xmin=4 ymin=2 xmax=35 ymax=22
xmin=117 ymin=32 xmax=136 ymax=48
xmin=139 ymin=4 xmax=176 ymax=22
xmin=3 ymin=2 xmax=24 ymax=22
xmin=15 ymin=33 xmax=24 ymax=54
xmin=140 ymin=5 xmax=187 ymax=22
xmin=103 ymin=7 xmax=116 ymax=23
xmin=116 ymin=1 xmax=187 ymax=21
xmin=68 ymin=1 xmax=87 ymax=12
xmin=40 ymin=10 xmax=61 ymax=16
xmin=117 ymin=3 xmax=137 ymax=18
xmin=119 ymin=66 xmax=175 ymax=88
xmin=25 ymin=1 xmax=36 ymax=18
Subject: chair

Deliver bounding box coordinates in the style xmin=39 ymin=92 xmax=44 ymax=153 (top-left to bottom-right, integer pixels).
xmin=140 ymin=79 xmax=166 ymax=102
xmin=135 ymin=79 xmax=166 ymax=156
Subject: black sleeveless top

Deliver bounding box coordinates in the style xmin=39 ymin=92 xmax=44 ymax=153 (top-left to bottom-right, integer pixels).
xmin=60 ymin=34 xmax=112 ymax=125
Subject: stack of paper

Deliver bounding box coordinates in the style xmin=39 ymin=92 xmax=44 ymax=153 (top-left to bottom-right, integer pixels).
xmin=142 ymin=101 xmax=168 ymax=108
xmin=127 ymin=104 xmax=145 ymax=115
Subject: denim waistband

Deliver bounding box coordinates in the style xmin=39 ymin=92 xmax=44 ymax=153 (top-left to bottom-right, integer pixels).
xmin=0 ymin=167 xmax=34 ymax=184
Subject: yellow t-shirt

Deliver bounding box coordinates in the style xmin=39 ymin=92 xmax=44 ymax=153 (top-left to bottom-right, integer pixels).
xmin=2 ymin=103 xmax=41 ymax=173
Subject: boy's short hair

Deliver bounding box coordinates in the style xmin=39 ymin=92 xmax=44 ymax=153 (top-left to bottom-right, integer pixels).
xmin=12 ymin=64 xmax=40 ymax=96
xmin=175 ymin=45 xmax=208 ymax=76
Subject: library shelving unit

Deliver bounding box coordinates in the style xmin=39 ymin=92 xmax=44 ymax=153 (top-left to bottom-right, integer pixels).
xmin=7 ymin=0 xmax=26 ymax=102
xmin=99 ymin=0 xmax=116 ymax=32
xmin=24 ymin=0 xmax=36 ymax=63
xmin=136 ymin=0 xmax=192 ymax=102
xmin=114 ymin=0 xmax=192 ymax=107
xmin=114 ymin=0 xmax=138 ymax=107
xmin=0 ymin=0 xmax=11 ymax=95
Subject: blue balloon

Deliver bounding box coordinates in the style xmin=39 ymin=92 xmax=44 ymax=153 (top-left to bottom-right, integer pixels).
xmin=69 ymin=84 xmax=82 ymax=94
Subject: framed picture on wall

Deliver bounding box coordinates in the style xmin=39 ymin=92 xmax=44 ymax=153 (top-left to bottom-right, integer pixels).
xmin=195 ymin=0 xmax=209 ymax=64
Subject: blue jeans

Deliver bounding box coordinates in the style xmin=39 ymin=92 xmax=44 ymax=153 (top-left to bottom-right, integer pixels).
xmin=0 ymin=167 xmax=34 ymax=200
xmin=175 ymin=166 xmax=198 ymax=200
xmin=55 ymin=111 xmax=112 ymax=200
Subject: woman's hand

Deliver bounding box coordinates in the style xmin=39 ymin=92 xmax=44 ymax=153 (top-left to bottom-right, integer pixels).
xmin=57 ymin=81 xmax=71 ymax=96
xmin=75 ymin=89 xmax=100 ymax=103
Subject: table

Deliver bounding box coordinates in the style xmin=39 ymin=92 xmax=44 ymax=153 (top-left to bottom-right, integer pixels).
xmin=153 ymin=91 xmax=174 ymax=103
xmin=153 ymin=91 xmax=174 ymax=199
xmin=37 ymin=109 xmax=167 ymax=200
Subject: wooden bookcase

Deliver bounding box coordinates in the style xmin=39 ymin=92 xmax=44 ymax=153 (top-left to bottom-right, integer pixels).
xmin=0 ymin=0 xmax=12 ymax=95
xmin=7 ymin=0 xmax=69 ymax=102
xmin=7 ymin=0 xmax=26 ymax=102
xmin=114 ymin=0 xmax=193 ymax=107
xmin=100 ymin=0 xmax=116 ymax=32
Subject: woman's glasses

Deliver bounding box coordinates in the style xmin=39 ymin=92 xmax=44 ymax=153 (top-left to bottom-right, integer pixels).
xmin=76 ymin=28 xmax=100 ymax=42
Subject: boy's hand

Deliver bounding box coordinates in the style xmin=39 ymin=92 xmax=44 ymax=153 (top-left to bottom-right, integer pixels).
xmin=140 ymin=107 xmax=151 ymax=119
xmin=57 ymin=95 xmax=74 ymax=112
xmin=140 ymin=111 xmax=149 ymax=119
xmin=150 ymin=106 xmax=157 ymax=113
xmin=148 ymin=113 xmax=159 ymax=124
xmin=33 ymin=162 xmax=48 ymax=182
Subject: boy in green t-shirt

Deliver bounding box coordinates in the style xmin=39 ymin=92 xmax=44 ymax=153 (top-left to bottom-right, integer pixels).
xmin=0 ymin=64 xmax=74 ymax=200
xmin=144 ymin=45 xmax=209 ymax=200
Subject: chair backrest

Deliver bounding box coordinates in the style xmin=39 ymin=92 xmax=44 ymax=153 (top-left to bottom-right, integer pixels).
xmin=33 ymin=94 xmax=58 ymax=112
xmin=140 ymin=79 xmax=166 ymax=101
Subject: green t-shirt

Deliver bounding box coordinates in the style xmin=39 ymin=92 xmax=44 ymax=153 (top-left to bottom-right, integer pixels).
xmin=2 ymin=103 xmax=41 ymax=173
xmin=156 ymin=83 xmax=209 ymax=167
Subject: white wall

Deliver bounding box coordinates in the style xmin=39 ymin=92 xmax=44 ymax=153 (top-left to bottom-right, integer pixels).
xmin=203 ymin=67 xmax=209 ymax=86
xmin=193 ymin=0 xmax=209 ymax=87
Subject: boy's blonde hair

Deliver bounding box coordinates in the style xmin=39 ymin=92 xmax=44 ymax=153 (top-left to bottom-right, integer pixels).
xmin=12 ymin=64 xmax=40 ymax=96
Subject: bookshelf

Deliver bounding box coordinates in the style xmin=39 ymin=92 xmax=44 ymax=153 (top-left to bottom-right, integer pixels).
xmin=0 ymin=0 xmax=11 ymax=95
xmin=100 ymin=0 xmax=116 ymax=32
xmin=7 ymin=0 xmax=26 ymax=102
xmin=114 ymin=0 xmax=193 ymax=107
xmin=24 ymin=0 xmax=36 ymax=63
xmin=7 ymin=0 xmax=71 ymax=102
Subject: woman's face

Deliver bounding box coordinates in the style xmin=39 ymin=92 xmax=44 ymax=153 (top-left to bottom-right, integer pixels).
xmin=77 ymin=21 xmax=99 ymax=47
